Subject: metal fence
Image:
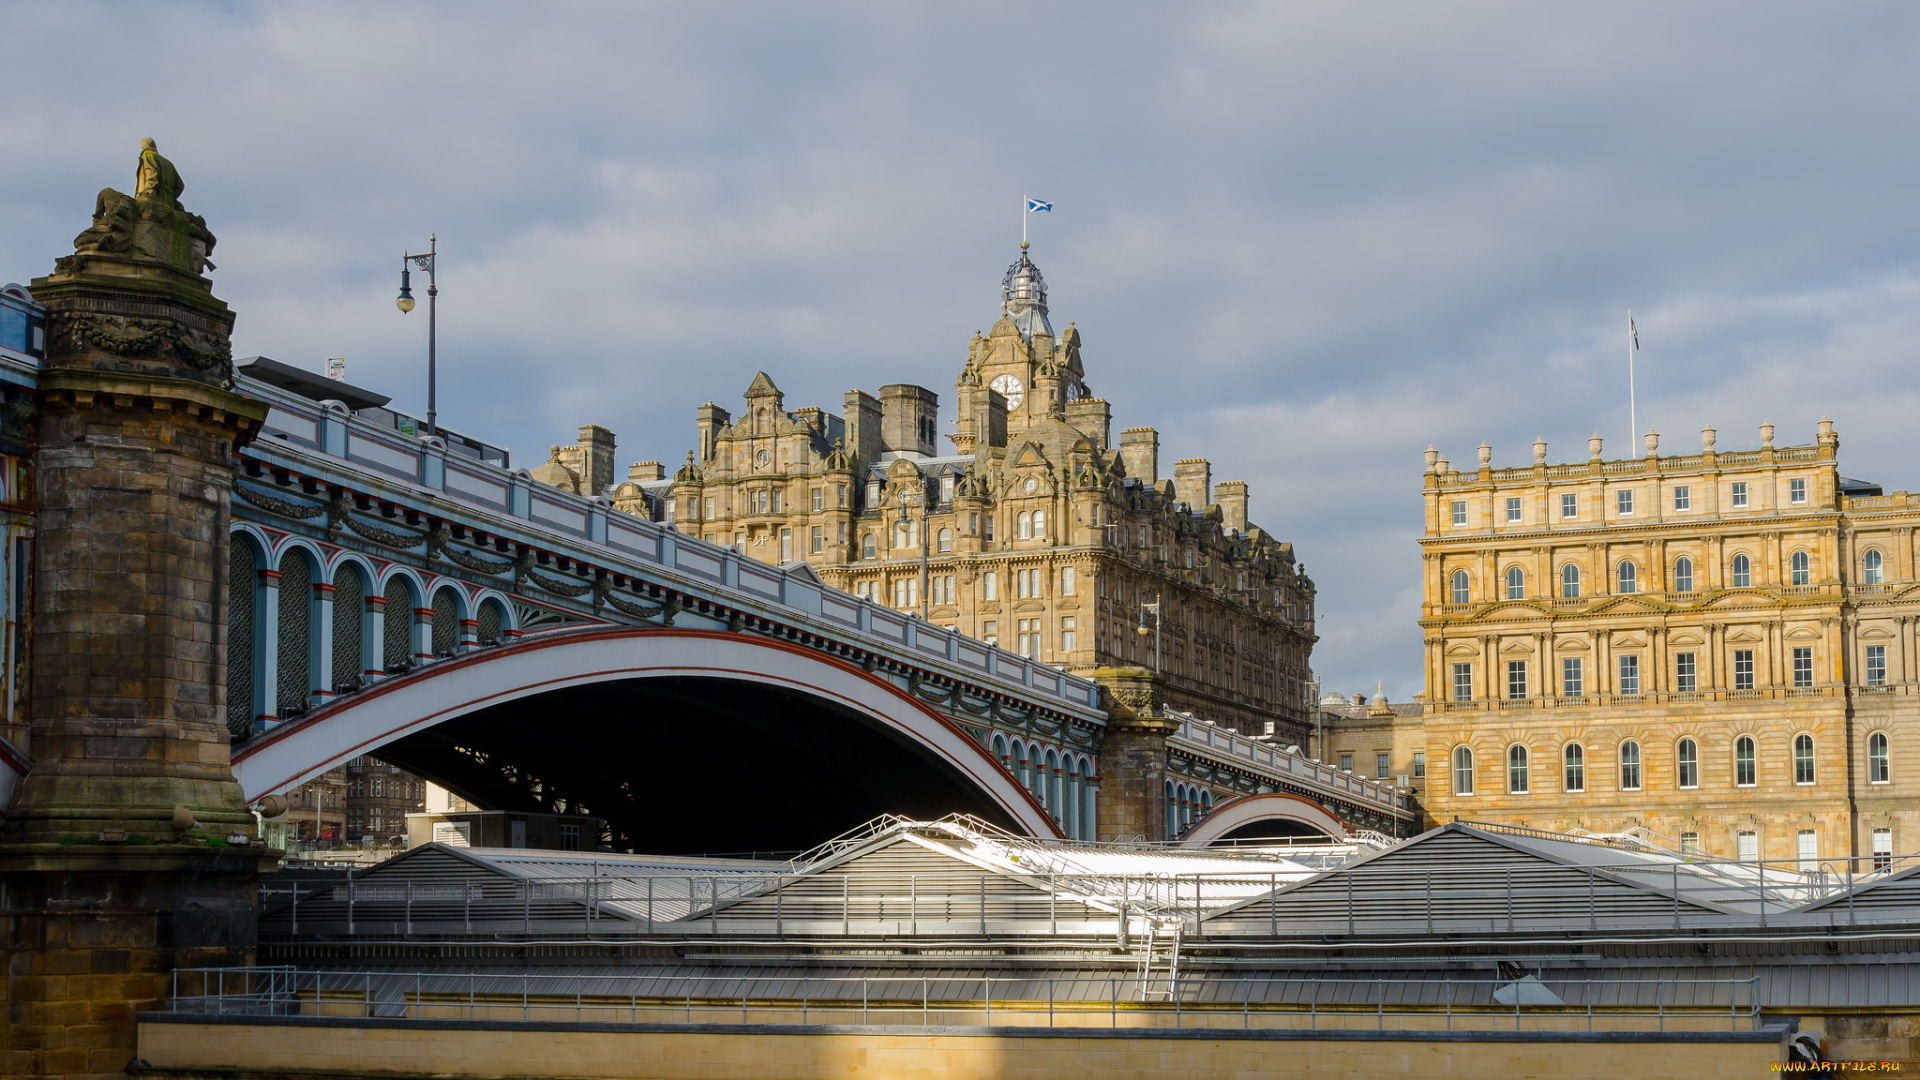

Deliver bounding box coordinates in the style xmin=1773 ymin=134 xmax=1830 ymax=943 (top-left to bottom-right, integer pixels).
xmin=166 ymin=967 xmax=1764 ymax=1034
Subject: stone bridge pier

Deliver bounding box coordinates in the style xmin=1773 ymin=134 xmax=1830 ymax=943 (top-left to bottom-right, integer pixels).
xmin=0 ymin=142 xmax=275 ymax=1079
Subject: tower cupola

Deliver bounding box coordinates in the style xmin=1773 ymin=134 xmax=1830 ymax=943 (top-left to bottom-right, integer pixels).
xmin=1001 ymin=243 xmax=1053 ymax=340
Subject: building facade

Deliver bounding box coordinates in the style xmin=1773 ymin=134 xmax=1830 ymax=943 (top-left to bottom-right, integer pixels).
xmin=1417 ymin=420 xmax=1920 ymax=866
xmin=547 ymin=248 xmax=1320 ymax=742
xmin=344 ymin=755 xmax=426 ymax=846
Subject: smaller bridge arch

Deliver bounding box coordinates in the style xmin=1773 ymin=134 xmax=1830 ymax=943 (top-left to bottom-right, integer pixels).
xmin=1176 ymin=791 xmax=1351 ymax=846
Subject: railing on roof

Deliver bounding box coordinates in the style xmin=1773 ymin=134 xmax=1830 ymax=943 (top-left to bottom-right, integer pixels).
xmin=234 ymin=376 xmax=1103 ymax=719
xmin=164 ymin=965 xmax=1770 ymax=1034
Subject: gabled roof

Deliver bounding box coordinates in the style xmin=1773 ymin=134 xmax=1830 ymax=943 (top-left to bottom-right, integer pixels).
xmin=1204 ymin=823 xmax=1750 ymax=936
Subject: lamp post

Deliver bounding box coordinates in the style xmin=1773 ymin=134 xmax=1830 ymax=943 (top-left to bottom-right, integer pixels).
xmin=1135 ymin=594 xmax=1161 ymax=674
xmin=396 ymin=235 xmax=438 ymax=437
xmin=897 ymin=484 xmax=930 ymax=620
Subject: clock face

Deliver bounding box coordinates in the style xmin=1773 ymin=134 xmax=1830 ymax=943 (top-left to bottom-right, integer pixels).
xmin=990 ymin=374 xmax=1025 ymax=410
xmin=1023 ymin=475 xmax=1038 ymax=494
xmin=755 ymin=448 xmax=770 ymax=467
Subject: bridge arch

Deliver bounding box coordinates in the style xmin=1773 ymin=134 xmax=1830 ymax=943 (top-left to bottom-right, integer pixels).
xmin=1176 ymin=791 xmax=1351 ymax=846
xmin=233 ymin=626 xmax=1060 ymax=849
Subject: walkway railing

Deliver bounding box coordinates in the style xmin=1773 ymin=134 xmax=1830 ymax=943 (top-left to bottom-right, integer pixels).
xmin=164 ymin=967 xmax=1765 ymax=1034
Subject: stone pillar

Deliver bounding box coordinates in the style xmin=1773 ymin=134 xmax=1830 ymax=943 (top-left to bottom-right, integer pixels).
xmin=0 ymin=141 xmax=273 ymax=1080
xmin=1093 ymin=666 xmax=1176 ymax=843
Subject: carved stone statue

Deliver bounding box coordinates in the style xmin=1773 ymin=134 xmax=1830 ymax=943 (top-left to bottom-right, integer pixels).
xmin=135 ymin=136 xmax=185 ymax=207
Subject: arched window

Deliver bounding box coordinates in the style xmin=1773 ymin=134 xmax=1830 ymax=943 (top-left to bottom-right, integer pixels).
xmin=476 ymin=597 xmax=509 ymax=646
xmin=1794 ymin=733 xmax=1816 ymax=784
xmin=1619 ymin=740 xmax=1642 ymax=790
xmin=1561 ymin=564 xmax=1580 ymax=598
xmin=1505 ymin=566 xmax=1525 ymax=600
xmin=431 ymin=587 xmax=460 ymax=656
xmin=937 ymin=527 xmax=952 ymax=554
xmin=1507 ymin=745 xmax=1530 ymax=793
xmin=227 ymin=534 xmax=261 ymax=737
xmin=1673 ymin=557 xmax=1694 ymax=594
xmin=1563 ymin=743 xmax=1585 ymax=792
xmin=1870 ymin=732 xmax=1891 ymax=783
xmin=1617 ymin=561 xmax=1637 ymax=594
xmin=1017 ymin=512 xmax=1032 ymax=539
xmin=861 ymin=533 xmax=876 ymax=560
xmin=1033 ymin=509 xmax=1046 ymax=536
xmin=1677 ymin=737 xmax=1698 ymax=788
xmin=1732 ymin=553 xmax=1752 ymax=588
xmin=1451 ymin=570 xmax=1471 ymax=604
xmin=991 ymin=733 xmax=1009 ymax=765
xmin=1866 ymin=549 xmax=1885 ymax=585
xmin=277 ymin=548 xmax=316 ymax=717
xmin=1791 ymin=550 xmax=1811 ymax=586
xmin=1735 ymin=735 xmax=1757 ymax=786
xmin=382 ymin=575 xmax=416 ymax=671
xmin=1453 ymin=746 xmax=1475 ymax=795
xmin=331 ymin=563 xmax=368 ymax=691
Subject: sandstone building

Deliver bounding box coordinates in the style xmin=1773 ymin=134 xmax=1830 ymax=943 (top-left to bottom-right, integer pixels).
xmin=535 ymin=247 xmax=1319 ymax=741
xmin=1416 ymin=421 xmax=1920 ymax=867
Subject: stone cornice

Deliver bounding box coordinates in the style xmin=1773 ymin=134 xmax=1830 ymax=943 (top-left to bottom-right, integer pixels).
xmin=37 ymin=369 xmax=269 ymax=446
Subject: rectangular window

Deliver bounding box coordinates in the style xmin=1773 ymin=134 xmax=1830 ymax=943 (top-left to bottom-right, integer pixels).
xmin=1062 ymin=567 xmax=1076 ymax=596
xmin=1377 ymin=753 xmax=1391 ymax=779
xmin=1874 ymin=828 xmax=1894 ymax=872
xmin=1505 ymin=497 xmax=1522 ymax=523
xmin=1868 ymin=644 xmax=1887 ymax=687
xmin=1733 ymin=649 xmax=1755 ymax=691
xmin=1793 ymin=646 xmax=1814 ymax=688
xmin=940 ymin=475 xmax=955 ymax=503
xmin=779 ymin=528 xmax=792 ymax=563
xmin=704 ymin=496 xmax=715 ymax=520
xmin=1680 ymin=832 xmax=1699 ymax=854
xmin=559 ymin=823 xmax=580 ymax=851
xmin=837 ymin=484 xmax=848 ymax=507
xmin=812 ymin=488 xmax=823 ymax=512
xmin=1617 ymin=490 xmax=1635 ymax=515
xmin=1797 ymin=829 xmax=1818 ymax=873
xmin=1737 ymin=830 xmax=1758 ymax=862
xmin=866 ymin=481 xmax=880 ymax=507
xmin=1562 ymin=657 xmax=1583 ymax=697
xmin=1618 ymin=654 xmax=1640 ymax=695
xmin=1016 ymin=618 xmax=1039 ymax=658
xmin=984 ymin=516 xmax=994 ymax=541
xmin=982 ymin=571 xmax=997 ymax=600
xmin=1731 ymin=481 xmax=1748 ymax=508
xmin=810 ymin=526 xmax=823 ymax=554
xmin=1507 ymin=660 xmax=1528 ymax=700
xmin=1060 ymin=616 xmax=1076 ymax=652
xmin=982 ymin=620 xmax=998 ymax=646
xmin=1790 ymin=477 xmax=1807 ymax=504
xmin=1561 ymin=493 xmax=1577 ymax=519
xmin=1675 ymin=652 xmax=1696 ymax=693
xmin=1450 ymin=501 xmax=1466 ymax=525
xmin=1412 ymin=752 xmax=1426 ymax=778
xmin=838 ymin=523 xmax=849 ymax=547
xmin=1673 ymin=486 xmax=1690 ymax=511
xmin=1452 ymin=663 xmax=1473 ymax=703
xmin=1339 ymin=753 xmax=1353 ymax=773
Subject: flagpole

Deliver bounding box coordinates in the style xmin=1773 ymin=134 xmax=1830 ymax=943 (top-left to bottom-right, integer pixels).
xmin=1022 ymin=195 xmax=1028 ymax=246
xmin=1627 ymin=309 xmax=1637 ymax=451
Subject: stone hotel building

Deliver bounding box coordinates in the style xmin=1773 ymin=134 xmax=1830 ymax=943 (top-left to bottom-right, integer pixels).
xmin=1418 ymin=420 xmax=1920 ymax=866
xmin=534 ymin=247 xmax=1320 ymax=741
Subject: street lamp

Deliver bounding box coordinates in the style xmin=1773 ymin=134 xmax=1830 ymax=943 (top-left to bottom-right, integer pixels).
xmin=396 ymin=235 xmax=438 ymax=437
xmin=1135 ymin=594 xmax=1161 ymax=673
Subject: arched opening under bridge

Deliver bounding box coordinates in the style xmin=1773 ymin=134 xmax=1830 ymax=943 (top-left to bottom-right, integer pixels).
xmin=1176 ymin=791 xmax=1350 ymax=847
xmin=233 ymin=627 xmax=1055 ymax=855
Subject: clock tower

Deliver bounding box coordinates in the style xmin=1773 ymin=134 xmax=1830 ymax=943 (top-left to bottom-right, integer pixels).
xmin=956 ymin=244 xmax=1087 ymax=448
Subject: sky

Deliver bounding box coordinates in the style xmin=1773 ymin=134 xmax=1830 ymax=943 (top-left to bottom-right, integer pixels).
xmin=6 ymin=3 xmax=1920 ymax=702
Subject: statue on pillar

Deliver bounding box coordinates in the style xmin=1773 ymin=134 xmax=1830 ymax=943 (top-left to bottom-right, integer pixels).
xmin=135 ymin=136 xmax=185 ymax=207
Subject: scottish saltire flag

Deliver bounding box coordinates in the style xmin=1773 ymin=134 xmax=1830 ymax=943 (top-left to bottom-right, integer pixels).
xmin=1027 ymin=198 xmax=1053 ymax=213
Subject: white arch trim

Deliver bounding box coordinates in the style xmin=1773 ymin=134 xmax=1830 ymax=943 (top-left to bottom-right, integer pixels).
xmin=232 ymin=626 xmax=1060 ymax=838
xmin=1176 ymin=791 xmax=1351 ymax=847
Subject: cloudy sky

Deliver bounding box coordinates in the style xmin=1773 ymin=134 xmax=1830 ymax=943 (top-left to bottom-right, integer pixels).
xmin=5 ymin=3 xmax=1920 ymax=700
